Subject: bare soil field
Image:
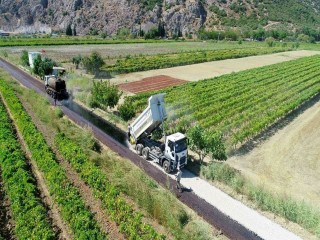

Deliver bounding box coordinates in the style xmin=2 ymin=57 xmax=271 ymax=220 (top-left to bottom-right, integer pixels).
xmin=111 ymin=50 xmax=320 ymax=84
xmin=118 ymin=75 xmax=187 ymax=93
xmin=228 ymin=99 xmax=320 ymax=208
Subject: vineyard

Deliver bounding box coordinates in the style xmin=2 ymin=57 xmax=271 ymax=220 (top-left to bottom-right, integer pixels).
xmin=128 ymin=55 xmax=320 ymax=148
xmin=103 ymin=47 xmax=291 ymax=74
xmin=0 ymin=80 xmax=163 ymax=239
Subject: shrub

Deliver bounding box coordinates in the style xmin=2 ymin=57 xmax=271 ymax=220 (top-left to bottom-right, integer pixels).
xmin=118 ymin=100 xmax=135 ymax=121
xmin=20 ymin=50 xmax=29 ymax=66
xmin=32 ymin=55 xmax=56 ymax=78
xmin=90 ymin=80 xmax=122 ymax=109
xmin=82 ymin=51 xmax=105 ymax=75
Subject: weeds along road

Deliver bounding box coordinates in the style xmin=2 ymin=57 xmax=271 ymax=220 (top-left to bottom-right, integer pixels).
xmin=0 ymin=57 xmax=298 ymax=240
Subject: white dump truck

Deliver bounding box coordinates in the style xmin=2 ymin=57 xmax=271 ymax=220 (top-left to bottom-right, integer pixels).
xmin=128 ymin=93 xmax=188 ymax=173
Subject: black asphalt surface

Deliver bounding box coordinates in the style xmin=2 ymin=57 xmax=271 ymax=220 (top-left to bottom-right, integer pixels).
xmin=0 ymin=58 xmax=262 ymax=240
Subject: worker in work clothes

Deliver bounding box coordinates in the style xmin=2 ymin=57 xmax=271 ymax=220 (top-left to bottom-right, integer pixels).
xmin=176 ymin=167 xmax=182 ymax=193
xmin=53 ymin=92 xmax=57 ymax=106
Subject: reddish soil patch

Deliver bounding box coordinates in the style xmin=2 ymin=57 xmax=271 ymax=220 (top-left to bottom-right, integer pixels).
xmin=118 ymin=75 xmax=187 ymax=93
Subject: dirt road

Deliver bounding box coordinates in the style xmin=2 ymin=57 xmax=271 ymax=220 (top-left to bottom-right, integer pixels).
xmin=229 ymin=99 xmax=320 ymax=207
xmin=111 ymin=50 xmax=320 ymax=84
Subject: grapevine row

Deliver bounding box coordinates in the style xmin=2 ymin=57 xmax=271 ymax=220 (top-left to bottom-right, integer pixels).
xmin=0 ymin=100 xmax=55 ymax=239
xmin=0 ymin=81 xmax=107 ymax=239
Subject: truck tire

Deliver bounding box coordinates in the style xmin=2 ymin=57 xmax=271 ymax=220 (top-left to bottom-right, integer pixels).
xmin=163 ymin=160 xmax=170 ymax=173
xmin=135 ymin=144 xmax=143 ymax=155
xmin=142 ymin=147 xmax=149 ymax=160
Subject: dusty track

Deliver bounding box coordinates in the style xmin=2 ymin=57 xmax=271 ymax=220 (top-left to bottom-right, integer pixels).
xmin=0 ymin=58 xmax=261 ymax=240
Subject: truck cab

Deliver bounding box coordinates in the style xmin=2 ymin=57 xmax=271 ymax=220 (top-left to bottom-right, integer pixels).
xmin=164 ymin=133 xmax=188 ymax=172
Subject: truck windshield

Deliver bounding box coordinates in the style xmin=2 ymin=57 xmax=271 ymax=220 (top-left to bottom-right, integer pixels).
xmin=175 ymin=139 xmax=187 ymax=152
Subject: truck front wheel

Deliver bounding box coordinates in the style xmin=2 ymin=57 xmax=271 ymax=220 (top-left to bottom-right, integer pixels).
xmin=135 ymin=144 xmax=143 ymax=155
xmin=163 ymin=160 xmax=170 ymax=173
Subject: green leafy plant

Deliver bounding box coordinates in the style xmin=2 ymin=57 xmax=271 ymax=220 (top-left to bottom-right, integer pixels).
xmin=20 ymin=50 xmax=29 ymax=66
xmin=0 ymin=100 xmax=55 ymax=239
xmin=118 ymin=100 xmax=136 ymax=121
xmin=82 ymin=51 xmax=105 ymax=74
xmin=90 ymin=80 xmax=122 ymax=109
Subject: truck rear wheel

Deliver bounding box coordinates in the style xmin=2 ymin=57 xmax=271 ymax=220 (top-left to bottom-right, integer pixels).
xmin=163 ymin=160 xmax=170 ymax=173
xmin=142 ymin=147 xmax=150 ymax=160
xmin=135 ymin=144 xmax=143 ymax=155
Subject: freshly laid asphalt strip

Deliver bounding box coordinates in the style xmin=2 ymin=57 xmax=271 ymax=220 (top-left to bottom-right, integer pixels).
xmin=0 ymin=58 xmax=265 ymax=240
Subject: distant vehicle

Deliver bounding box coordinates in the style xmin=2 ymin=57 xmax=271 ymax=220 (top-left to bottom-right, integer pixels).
xmin=44 ymin=67 xmax=69 ymax=101
xmin=0 ymin=31 xmax=9 ymax=37
xmin=128 ymin=94 xmax=188 ymax=173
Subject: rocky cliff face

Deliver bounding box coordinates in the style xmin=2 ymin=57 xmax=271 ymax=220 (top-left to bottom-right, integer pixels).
xmin=0 ymin=0 xmax=319 ymax=36
xmin=0 ymin=0 xmax=207 ymax=35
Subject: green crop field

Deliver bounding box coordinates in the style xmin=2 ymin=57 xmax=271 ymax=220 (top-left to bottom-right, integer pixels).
xmin=103 ymin=47 xmax=291 ymax=73
xmin=0 ymin=37 xmax=169 ymax=47
xmin=128 ymin=55 xmax=320 ymax=148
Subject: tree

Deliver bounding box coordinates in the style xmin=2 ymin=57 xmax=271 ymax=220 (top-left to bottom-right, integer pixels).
xmin=72 ymin=54 xmax=82 ymax=69
xmin=82 ymin=51 xmax=105 ymax=75
xmin=187 ymin=125 xmax=210 ymax=163
xmin=144 ymin=27 xmax=158 ymax=39
xmin=39 ymin=57 xmax=56 ymax=78
xmin=32 ymin=55 xmax=56 ymax=78
xmin=33 ymin=55 xmax=43 ymax=76
xmin=100 ymin=32 xmax=107 ymax=39
xmin=66 ymin=24 xmax=72 ymax=36
xmin=21 ymin=50 xmax=29 ymax=66
xmin=266 ymin=37 xmax=275 ymax=47
xmin=118 ymin=100 xmax=135 ymax=121
xmin=73 ymin=26 xmax=77 ymax=36
xmin=188 ymin=125 xmax=227 ymax=163
xmin=90 ymin=80 xmax=122 ymax=109
xmin=116 ymin=28 xmax=131 ymax=40
xmin=207 ymin=132 xmax=227 ymax=161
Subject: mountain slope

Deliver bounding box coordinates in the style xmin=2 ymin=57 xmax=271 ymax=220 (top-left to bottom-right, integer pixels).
xmin=0 ymin=0 xmax=319 ymax=35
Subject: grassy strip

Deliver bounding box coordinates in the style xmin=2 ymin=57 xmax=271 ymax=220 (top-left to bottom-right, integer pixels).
xmin=0 ymin=100 xmax=55 ymax=239
xmin=201 ymin=162 xmax=320 ymax=237
xmin=0 ymin=38 xmax=174 ymax=47
xmin=55 ymin=133 xmax=164 ymax=240
xmin=103 ymin=47 xmax=291 ymax=73
xmin=0 ymin=81 xmax=107 ymax=239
